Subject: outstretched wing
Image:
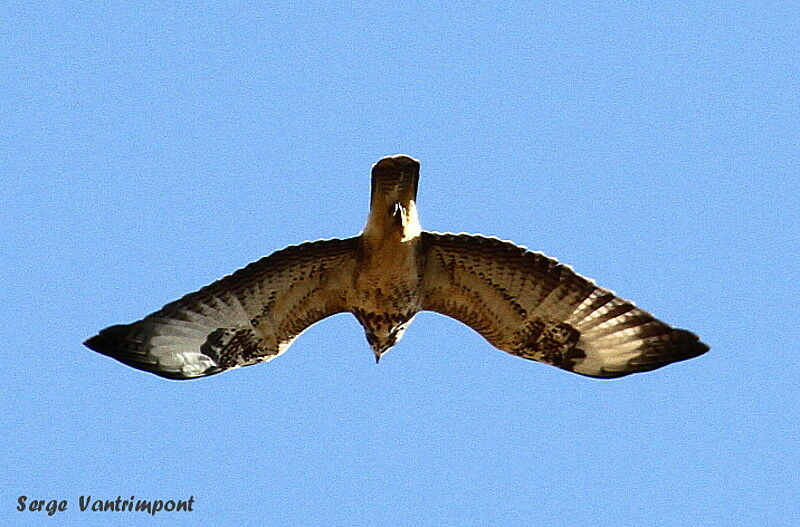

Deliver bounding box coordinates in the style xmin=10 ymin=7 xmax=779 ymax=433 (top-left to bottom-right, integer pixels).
xmin=420 ymin=232 xmax=708 ymax=378
xmin=85 ymin=237 xmax=359 ymax=380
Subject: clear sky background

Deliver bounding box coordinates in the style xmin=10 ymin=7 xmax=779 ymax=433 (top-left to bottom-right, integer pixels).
xmin=2 ymin=2 xmax=798 ymax=526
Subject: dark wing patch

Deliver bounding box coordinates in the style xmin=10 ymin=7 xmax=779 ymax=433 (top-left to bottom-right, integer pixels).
xmin=420 ymin=232 xmax=708 ymax=378
xmin=201 ymin=326 xmax=271 ymax=370
xmin=513 ymin=318 xmax=585 ymax=371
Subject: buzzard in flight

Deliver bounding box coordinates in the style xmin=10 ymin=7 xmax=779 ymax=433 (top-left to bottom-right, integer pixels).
xmin=85 ymin=155 xmax=708 ymax=379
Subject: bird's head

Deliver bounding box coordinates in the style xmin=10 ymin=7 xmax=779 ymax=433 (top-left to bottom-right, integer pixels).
xmin=355 ymin=311 xmax=416 ymax=363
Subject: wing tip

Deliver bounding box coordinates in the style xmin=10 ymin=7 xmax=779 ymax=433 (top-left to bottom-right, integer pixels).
xmin=84 ymin=325 xmax=212 ymax=381
xmin=594 ymin=330 xmax=710 ymax=379
xmin=83 ymin=325 xmax=126 ymax=357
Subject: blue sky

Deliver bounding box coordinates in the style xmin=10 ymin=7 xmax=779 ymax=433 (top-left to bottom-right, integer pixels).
xmin=2 ymin=2 xmax=798 ymax=525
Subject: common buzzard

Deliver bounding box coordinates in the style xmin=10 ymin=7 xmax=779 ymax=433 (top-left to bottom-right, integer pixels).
xmin=85 ymin=155 xmax=708 ymax=379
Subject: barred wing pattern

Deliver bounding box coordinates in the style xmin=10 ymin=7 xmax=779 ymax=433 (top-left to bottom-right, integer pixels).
xmin=85 ymin=237 xmax=359 ymax=379
xmin=420 ymin=232 xmax=708 ymax=378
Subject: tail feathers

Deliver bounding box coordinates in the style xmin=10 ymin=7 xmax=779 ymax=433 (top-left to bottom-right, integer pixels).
xmin=84 ymin=323 xmax=221 ymax=380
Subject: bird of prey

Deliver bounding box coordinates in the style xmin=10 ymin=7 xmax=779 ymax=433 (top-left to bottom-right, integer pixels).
xmin=85 ymin=155 xmax=708 ymax=380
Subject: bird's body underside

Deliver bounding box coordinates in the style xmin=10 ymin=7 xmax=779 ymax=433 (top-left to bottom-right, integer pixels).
xmin=85 ymin=155 xmax=708 ymax=380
